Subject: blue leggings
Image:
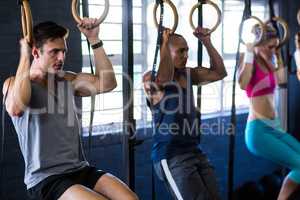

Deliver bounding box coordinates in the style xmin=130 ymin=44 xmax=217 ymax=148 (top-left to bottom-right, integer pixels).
xmin=245 ymin=118 xmax=300 ymax=183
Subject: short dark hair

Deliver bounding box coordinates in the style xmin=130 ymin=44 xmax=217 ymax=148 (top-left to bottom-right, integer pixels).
xmin=168 ymin=33 xmax=186 ymax=47
xmin=33 ymin=21 xmax=69 ymax=49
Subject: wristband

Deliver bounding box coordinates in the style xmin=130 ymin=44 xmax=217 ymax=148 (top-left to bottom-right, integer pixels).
xmin=91 ymin=40 xmax=103 ymax=49
xmin=244 ymin=51 xmax=254 ymax=64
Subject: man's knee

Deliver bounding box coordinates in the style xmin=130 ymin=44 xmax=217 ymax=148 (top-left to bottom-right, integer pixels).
xmin=59 ymin=184 xmax=102 ymax=200
xmin=93 ymin=173 xmax=139 ymax=200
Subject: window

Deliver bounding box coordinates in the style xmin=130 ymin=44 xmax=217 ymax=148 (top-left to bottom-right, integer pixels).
xmin=81 ymin=0 xmax=269 ymax=134
xmin=147 ymin=0 xmax=268 ymax=115
xmin=80 ymin=0 xmax=146 ymax=134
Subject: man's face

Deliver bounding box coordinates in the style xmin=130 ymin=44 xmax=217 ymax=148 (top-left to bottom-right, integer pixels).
xmin=35 ymin=38 xmax=67 ymax=74
xmin=169 ymin=37 xmax=189 ymax=69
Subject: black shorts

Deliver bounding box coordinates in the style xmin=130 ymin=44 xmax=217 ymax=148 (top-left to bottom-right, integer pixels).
xmin=27 ymin=166 xmax=106 ymax=200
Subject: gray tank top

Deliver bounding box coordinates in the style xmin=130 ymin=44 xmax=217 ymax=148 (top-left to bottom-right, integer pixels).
xmin=11 ymin=77 xmax=89 ymax=189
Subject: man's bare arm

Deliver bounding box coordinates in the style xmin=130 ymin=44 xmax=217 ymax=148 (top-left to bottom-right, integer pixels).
xmin=155 ymin=29 xmax=174 ymax=85
xmin=191 ymin=27 xmax=227 ymax=85
xmin=72 ymin=18 xmax=117 ymax=97
xmin=72 ymin=45 xmax=117 ymax=96
xmin=3 ymin=39 xmax=31 ymax=116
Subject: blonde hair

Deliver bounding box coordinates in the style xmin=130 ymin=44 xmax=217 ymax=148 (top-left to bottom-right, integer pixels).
xmin=252 ymin=23 xmax=278 ymax=44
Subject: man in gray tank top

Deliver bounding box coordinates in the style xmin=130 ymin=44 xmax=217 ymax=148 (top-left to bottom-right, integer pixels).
xmin=2 ymin=19 xmax=138 ymax=200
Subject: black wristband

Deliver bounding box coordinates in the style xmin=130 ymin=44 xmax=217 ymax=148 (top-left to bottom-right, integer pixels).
xmin=91 ymin=40 xmax=103 ymax=49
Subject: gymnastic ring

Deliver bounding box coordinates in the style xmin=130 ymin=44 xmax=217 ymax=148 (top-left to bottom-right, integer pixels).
xmin=20 ymin=0 xmax=33 ymax=45
xmin=153 ymin=0 xmax=178 ymax=33
xmin=297 ymin=9 xmax=300 ymax=26
xmin=240 ymin=16 xmax=265 ymax=46
xmin=189 ymin=0 xmax=221 ymax=35
xmin=265 ymin=16 xmax=289 ymax=48
xmin=72 ymin=0 xmax=109 ymax=26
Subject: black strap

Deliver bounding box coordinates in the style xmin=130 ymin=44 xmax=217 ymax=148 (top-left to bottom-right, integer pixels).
xmin=86 ymin=40 xmax=95 ymax=157
xmin=151 ymin=1 xmax=164 ymax=200
xmin=268 ymin=0 xmax=275 ymax=19
xmin=268 ymin=0 xmax=280 ymax=36
xmin=268 ymin=0 xmax=285 ymax=67
xmin=82 ymin=0 xmax=95 ymax=157
xmin=17 ymin=0 xmax=23 ymax=6
xmin=150 ymin=0 xmax=164 ymax=126
xmin=227 ymin=0 xmax=252 ymax=199
xmin=268 ymin=0 xmax=288 ymax=177
xmin=243 ymin=0 xmax=252 ymax=19
xmin=151 ymin=1 xmax=165 ymax=83
xmin=195 ymin=2 xmax=217 ymax=199
xmin=196 ymin=0 xmax=203 ymax=142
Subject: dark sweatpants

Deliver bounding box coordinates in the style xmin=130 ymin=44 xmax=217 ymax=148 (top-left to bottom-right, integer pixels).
xmin=154 ymin=151 xmax=221 ymax=200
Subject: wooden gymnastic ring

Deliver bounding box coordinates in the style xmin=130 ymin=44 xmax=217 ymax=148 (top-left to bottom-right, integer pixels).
xmin=265 ymin=16 xmax=289 ymax=48
xmin=21 ymin=0 xmax=33 ymax=44
xmin=72 ymin=0 xmax=109 ymax=26
xmin=153 ymin=0 xmax=178 ymax=33
xmin=189 ymin=0 xmax=221 ymax=35
xmin=240 ymin=16 xmax=265 ymax=46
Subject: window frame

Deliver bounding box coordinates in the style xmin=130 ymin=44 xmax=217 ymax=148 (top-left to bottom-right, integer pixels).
xmin=80 ymin=0 xmax=269 ymax=134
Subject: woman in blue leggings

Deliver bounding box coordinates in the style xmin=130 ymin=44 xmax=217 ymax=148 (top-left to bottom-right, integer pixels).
xmin=238 ymin=24 xmax=300 ymax=200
